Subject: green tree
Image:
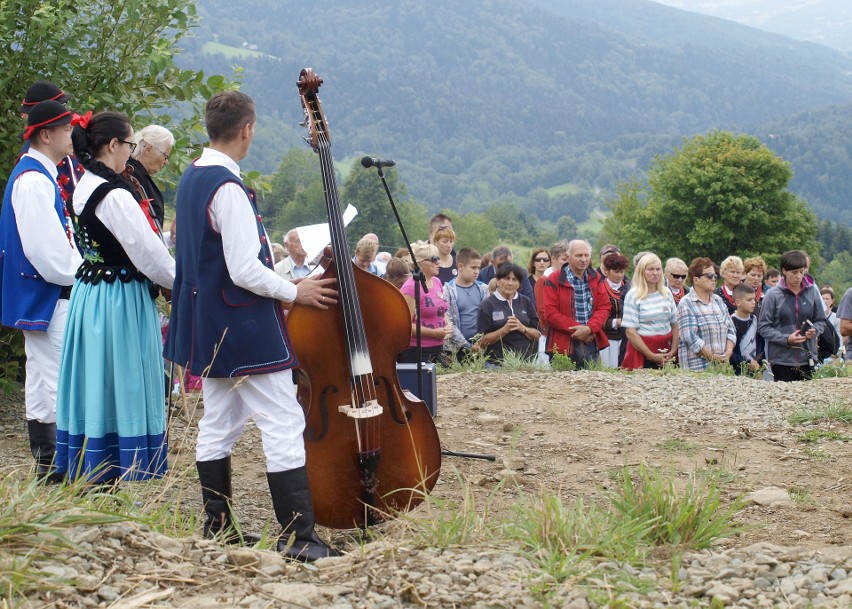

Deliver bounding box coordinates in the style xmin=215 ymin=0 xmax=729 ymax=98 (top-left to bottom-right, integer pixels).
xmin=555 ymin=215 xmax=578 ymax=241
xmin=0 ymin=0 xmax=227 ymax=388
xmin=258 ymin=149 xmax=327 ymax=239
xmin=601 ymin=131 xmax=819 ymax=263
xmin=815 ymin=250 xmax=852 ymax=296
xmin=340 ymin=160 xmax=428 ymax=251
xmin=451 ymin=212 xmax=500 ymax=255
xmin=0 ymin=0 xmax=227 ymax=187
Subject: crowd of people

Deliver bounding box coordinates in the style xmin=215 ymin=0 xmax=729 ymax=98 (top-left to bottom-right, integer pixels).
xmin=1 ymin=79 xmax=849 ymax=563
xmin=299 ymin=214 xmax=845 ymax=385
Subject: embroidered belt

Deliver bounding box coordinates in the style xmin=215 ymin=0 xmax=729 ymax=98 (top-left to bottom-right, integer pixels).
xmin=76 ymin=262 xmax=148 ymax=285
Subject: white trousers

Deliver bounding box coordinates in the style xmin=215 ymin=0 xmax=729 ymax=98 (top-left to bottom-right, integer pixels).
xmin=197 ymin=370 xmax=306 ymax=472
xmin=23 ymin=299 xmax=69 ymax=423
xmin=599 ymin=339 xmax=622 ymax=368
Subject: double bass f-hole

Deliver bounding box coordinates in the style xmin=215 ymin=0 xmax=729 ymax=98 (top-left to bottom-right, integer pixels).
xmin=285 ymin=68 xmax=442 ymax=530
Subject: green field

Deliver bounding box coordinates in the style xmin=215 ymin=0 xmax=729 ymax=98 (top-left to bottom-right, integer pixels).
xmin=545 ymin=182 xmax=582 ymax=197
xmin=202 ymin=41 xmax=269 ymax=60
xmin=578 ymin=209 xmax=607 ymax=240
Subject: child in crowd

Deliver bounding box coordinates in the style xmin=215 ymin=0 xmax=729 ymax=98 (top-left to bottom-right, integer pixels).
xmin=764 ymin=268 xmax=781 ymax=289
xmin=730 ymin=283 xmax=764 ymax=375
xmin=445 ymin=247 xmax=489 ymax=358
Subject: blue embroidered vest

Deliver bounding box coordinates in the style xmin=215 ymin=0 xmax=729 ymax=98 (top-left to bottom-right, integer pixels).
xmin=164 ymin=162 xmax=297 ymax=377
xmin=0 ymin=156 xmax=66 ymax=331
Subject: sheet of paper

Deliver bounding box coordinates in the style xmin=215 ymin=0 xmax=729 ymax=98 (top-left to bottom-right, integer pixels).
xmin=294 ymin=204 xmax=358 ymax=274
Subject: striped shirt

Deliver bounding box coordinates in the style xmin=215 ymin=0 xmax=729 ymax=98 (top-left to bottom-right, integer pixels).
xmin=621 ymin=289 xmax=677 ymax=336
xmin=677 ymin=288 xmax=737 ymax=372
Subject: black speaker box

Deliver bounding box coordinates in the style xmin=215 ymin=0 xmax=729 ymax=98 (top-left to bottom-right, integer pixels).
xmin=396 ymin=363 xmax=438 ymax=417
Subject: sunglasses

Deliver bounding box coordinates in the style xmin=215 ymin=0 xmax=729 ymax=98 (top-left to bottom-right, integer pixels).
xmin=670 ymin=273 xmax=687 ymax=280
xmin=534 ymin=257 xmax=550 ymax=263
xmin=419 ymin=256 xmax=440 ymax=264
xmin=701 ymin=273 xmax=719 ymax=280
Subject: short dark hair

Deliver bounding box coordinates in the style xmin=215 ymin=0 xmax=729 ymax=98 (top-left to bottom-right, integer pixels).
xmin=779 ymin=250 xmax=808 ymax=273
xmin=429 ymin=213 xmax=452 ymax=230
xmin=733 ymin=283 xmax=755 ymax=300
xmin=602 ymin=252 xmax=629 ymax=272
xmin=205 ymin=91 xmax=256 ymax=142
xmin=820 ymin=286 xmax=835 ymax=299
xmin=492 ymin=245 xmax=512 ymax=261
xmin=765 ymin=268 xmax=780 ymax=280
xmin=688 ymin=257 xmax=716 ymax=282
xmin=456 ymin=247 xmax=481 ymax=266
xmin=496 ymin=262 xmax=525 ymax=281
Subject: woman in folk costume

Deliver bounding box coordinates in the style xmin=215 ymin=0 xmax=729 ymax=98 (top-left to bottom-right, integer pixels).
xmin=55 ymin=111 xmax=175 ymax=483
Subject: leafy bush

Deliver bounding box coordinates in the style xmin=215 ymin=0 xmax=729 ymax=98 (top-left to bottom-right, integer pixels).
xmin=0 ymin=328 xmax=25 ymax=394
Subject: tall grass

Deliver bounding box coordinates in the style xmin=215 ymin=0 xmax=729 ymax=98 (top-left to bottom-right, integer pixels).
xmin=395 ymin=464 xmax=745 ymax=603
xmin=790 ymin=402 xmax=852 ymax=425
xmin=0 ymin=459 xmax=201 ymax=603
xmin=609 ymin=464 xmax=746 ymax=548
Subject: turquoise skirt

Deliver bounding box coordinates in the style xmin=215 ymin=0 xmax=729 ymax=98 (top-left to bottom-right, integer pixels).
xmin=55 ymin=279 xmax=167 ymax=482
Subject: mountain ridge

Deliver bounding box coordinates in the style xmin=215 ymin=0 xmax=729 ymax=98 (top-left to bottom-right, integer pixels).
xmin=181 ymin=0 xmax=852 ymax=222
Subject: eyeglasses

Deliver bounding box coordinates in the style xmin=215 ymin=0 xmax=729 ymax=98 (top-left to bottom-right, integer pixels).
xmin=146 ymin=141 xmax=169 ymax=161
xmin=419 ymin=256 xmax=440 ymax=264
xmin=670 ymin=274 xmax=687 ymax=280
xmin=118 ymin=139 xmax=137 ymax=153
xmin=534 ymin=257 xmax=550 ymax=263
xmin=700 ymin=273 xmax=719 ymax=280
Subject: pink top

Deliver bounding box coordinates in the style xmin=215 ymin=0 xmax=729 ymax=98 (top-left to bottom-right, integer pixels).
xmin=401 ymin=276 xmax=449 ymax=347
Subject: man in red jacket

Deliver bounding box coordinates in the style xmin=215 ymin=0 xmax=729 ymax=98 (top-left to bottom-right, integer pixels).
xmin=541 ymin=240 xmax=611 ymax=368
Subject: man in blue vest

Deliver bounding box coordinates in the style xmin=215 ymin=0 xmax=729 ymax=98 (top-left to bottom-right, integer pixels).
xmin=0 ymin=100 xmax=82 ymax=481
xmin=165 ymin=91 xmax=338 ymax=561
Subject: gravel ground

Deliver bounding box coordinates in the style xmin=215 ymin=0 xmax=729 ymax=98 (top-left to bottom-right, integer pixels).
xmin=2 ymin=369 xmax=852 ymax=607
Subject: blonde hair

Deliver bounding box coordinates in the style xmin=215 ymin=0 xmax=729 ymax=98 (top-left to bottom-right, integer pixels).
xmin=631 ymin=253 xmax=668 ymax=300
xmin=410 ymin=240 xmax=438 ymax=262
xmin=719 ymin=256 xmax=744 ymax=274
xmin=664 ymin=257 xmax=687 ymax=274
xmin=354 ymin=237 xmax=378 ymax=260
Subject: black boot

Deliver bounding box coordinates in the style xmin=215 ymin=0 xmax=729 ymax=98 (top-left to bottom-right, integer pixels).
xmin=196 ymin=457 xmax=260 ymax=545
xmin=267 ymin=467 xmax=339 ymax=562
xmin=27 ymin=420 xmax=62 ymax=484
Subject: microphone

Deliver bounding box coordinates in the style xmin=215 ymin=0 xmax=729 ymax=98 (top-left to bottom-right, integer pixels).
xmin=361 ymin=155 xmax=396 ymax=169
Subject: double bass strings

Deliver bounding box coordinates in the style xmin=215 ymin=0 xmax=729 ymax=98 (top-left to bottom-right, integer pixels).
xmin=314 ymin=117 xmax=381 ymax=450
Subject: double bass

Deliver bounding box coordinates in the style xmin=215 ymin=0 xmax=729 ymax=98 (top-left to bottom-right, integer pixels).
xmin=287 ymin=68 xmax=442 ymax=529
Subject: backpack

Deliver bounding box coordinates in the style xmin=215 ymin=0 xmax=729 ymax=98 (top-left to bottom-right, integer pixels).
xmin=818 ymin=319 xmax=839 ymax=360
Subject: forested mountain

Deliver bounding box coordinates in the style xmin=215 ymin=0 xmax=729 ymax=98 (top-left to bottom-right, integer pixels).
xmin=651 ymin=0 xmax=852 ymax=53
xmin=760 ymin=104 xmax=852 ymax=224
xmin=181 ymin=0 xmax=852 ymax=224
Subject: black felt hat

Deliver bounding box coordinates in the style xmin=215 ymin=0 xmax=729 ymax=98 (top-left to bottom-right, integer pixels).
xmin=22 ymin=100 xmax=74 ymax=140
xmin=19 ymin=80 xmax=70 ymax=114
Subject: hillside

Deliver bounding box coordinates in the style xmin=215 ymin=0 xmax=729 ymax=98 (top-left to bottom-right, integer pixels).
xmin=651 ymin=0 xmax=852 ymax=53
xmin=182 ymin=0 xmax=852 ymax=220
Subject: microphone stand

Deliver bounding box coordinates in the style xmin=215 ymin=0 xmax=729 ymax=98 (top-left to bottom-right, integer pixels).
xmin=376 ymin=165 xmax=427 ymax=397
xmin=369 ymin=165 xmax=496 ymax=464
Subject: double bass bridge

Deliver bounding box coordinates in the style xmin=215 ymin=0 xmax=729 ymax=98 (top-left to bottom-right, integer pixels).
xmin=339 ymin=399 xmax=383 ymax=419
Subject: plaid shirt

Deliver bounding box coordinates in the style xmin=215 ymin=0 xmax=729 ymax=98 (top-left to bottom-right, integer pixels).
xmin=676 ymin=288 xmax=737 ymax=372
xmin=567 ymin=269 xmax=593 ymax=324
